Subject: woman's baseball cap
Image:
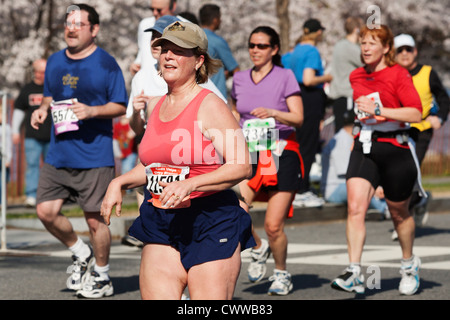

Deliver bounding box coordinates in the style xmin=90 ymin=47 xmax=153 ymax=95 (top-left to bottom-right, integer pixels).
xmin=152 ymin=20 xmax=208 ymax=51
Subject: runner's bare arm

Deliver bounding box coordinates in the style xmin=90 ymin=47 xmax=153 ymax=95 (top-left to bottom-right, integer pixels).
xmin=129 ymin=94 xmax=160 ymax=136
xmin=30 ymin=96 xmax=52 ymax=130
xmin=356 ymin=95 xmax=422 ymax=123
xmin=101 ymin=162 xmax=147 ymax=225
xmin=71 ymin=101 xmax=126 ymax=120
xmin=250 ymin=94 xmax=304 ymax=128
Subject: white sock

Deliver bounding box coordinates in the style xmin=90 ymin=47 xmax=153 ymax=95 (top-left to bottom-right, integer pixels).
xmin=253 ymin=239 xmax=267 ymax=252
xmin=349 ymin=263 xmax=361 ymax=274
xmin=69 ymin=237 xmax=91 ymax=260
xmin=401 ymin=255 xmax=415 ymax=268
xmin=94 ymin=264 xmax=110 ymax=281
xmin=274 ymin=268 xmax=288 ymax=275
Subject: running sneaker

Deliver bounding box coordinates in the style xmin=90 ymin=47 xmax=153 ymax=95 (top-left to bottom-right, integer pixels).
xmin=383 ymin=205 xmax=391 ymax=220
xmin=399 ymin=255 xmax=421 ymax=295
xmin=331 ymin=267 xmax=365 ymax=294
xmin=76 ymin=271 xmax=114 ymax=298
xmin=268 ymin=270 xmax=293 ymax=296
xmin=121 ymin=235 xmax=143 ymax=248
xmin=24 ymin=197 xmax=36 ymax=208
xmin=247 ymin=239 xmax=271 ymax=283
xmin=391 ymin=229 xmax=398 ymax=241
xmin=66 ymin=246 xmax=95 ymax=290
xmin=413 ymin=192 xmax=431 ymax=227
xmin=292 ymin=191 xmax=325 ymax=208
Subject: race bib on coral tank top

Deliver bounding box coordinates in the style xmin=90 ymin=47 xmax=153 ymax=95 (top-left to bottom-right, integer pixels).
xmin=145 ymin=163 xmax=191 ymax=209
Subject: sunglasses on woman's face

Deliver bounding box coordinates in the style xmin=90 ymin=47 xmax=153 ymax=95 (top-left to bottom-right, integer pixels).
xmin=248 ymin=43 xmax=272 ymax=50
xmin=396 ymin=46 xmax=414 ymax=54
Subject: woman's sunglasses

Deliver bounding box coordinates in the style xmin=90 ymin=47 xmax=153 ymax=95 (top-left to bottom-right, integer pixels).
xmin=248 ymin=43 xmax=272 ymax=49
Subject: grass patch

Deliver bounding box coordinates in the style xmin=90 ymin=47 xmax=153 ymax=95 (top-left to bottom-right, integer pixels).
xmin=422 ymin=182 xmax=450 ymax=193
xmin=7 ymin=201 xmax=140 ymax=219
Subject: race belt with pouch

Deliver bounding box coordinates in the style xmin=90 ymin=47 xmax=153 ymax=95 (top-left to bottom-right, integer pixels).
xmin=145 ymin=163 xmax=191 ymax=209
xmin=357 ymin=128 xmax=410 ymax=154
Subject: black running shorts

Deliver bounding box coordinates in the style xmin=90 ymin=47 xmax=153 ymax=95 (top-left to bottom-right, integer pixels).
xmin=346 ymin=140 xmax=417 ymax=202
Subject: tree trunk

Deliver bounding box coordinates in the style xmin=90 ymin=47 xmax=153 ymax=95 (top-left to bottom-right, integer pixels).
xmin=276 ymin=0 xmax=290 ymax=54
xmin=44 ymin=0 xmax=54 ymax=59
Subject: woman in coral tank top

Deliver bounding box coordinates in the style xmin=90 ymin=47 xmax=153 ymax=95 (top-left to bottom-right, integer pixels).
xmin=101 ymin=21 xmax=255 ymax=300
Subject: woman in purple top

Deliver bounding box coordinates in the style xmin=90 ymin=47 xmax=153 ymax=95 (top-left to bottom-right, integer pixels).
xmin=231 ymin=26 xmax=304 ymax=296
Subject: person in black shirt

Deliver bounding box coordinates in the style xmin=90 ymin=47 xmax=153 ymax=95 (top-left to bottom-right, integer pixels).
xmin=12 ymin=58 xmax=51 ymax=207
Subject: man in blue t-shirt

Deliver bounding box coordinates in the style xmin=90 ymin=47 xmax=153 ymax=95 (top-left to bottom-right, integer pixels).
xmin=199 ymin=4 xmax=239 ymax=99
xmin=284 ymin=18 xmax=332 ymax=207
xmin=31 ymin=4 xmax=127 ymax=299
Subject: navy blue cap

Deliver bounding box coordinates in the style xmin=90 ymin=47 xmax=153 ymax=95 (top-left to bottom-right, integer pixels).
xmin=303 ymin=18 xmax=325 ymax=33
xmin=144 ymin=15 xmax=180 ymax=34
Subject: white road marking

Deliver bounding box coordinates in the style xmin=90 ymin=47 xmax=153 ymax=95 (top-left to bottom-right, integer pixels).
xmin=48 ymin=243 xmax=450 ymax=271
xmin=242 ymin=244 xmax=450 ymax=270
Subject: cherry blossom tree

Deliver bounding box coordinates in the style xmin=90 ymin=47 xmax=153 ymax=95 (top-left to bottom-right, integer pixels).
xmin=1 ymin=0 xmax=448 ymax=98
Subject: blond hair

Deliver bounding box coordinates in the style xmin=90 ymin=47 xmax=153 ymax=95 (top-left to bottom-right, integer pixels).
xmin=193 ymin=47 xmax=222 ymax=84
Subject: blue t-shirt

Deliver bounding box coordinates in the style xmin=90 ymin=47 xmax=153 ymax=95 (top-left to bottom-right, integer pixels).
xmin=281 ymin=51 xmax=293 ymax=69
xmin=203 ymin=28 xmax=239 ymax=98
xmin=43 ymin=47 xmax=128 ymax=169
xmin=289 ymin=43 xmax=324 ymax=88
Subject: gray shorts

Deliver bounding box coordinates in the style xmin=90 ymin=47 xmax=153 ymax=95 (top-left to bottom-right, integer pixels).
xmin=37 ymin=163 xmax=115 ymax=212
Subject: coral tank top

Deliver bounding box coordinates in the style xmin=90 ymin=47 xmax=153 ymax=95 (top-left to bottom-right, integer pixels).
xmin=139 ymin=89 xmax=221 ymax=199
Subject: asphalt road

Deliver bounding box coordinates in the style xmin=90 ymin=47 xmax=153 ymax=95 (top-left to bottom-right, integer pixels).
xmin=1 ymin=212 xmax=449 ymax=304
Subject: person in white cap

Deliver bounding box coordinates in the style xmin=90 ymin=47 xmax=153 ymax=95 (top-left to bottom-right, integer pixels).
xmin=394 ymin=33 xmax=449 ymax=229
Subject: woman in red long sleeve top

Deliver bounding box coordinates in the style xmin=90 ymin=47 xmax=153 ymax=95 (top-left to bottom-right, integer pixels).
xmin=331 ymin=25 xmax=423 ymax=296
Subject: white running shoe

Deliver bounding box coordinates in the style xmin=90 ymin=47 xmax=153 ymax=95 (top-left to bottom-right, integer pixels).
xmin=24 ymin=197 xmax=36 ymax=207
xmin=76 ymin=271 xmax=114 ymax=298
xmin=331 ymin=267 xmax=365 ymax=294
xmin=268 ymin=270 xmax=293 ymax=296
xmin=247 ymin=239 xmax=271 ymax=283
xmin=413 ymin=192 xmax=430 ymax=227
xmin=66 ymin=246 xmax=95 ymax=290
xmin=391 ymin=230 xmax=398 ymax=241
xmin=399 ymin=255 xmax=421 ymax=295
xmin=292 ymin=191 xmax=324 ymax=208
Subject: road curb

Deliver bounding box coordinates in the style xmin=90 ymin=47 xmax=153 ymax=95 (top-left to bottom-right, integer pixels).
xmin=7 ymin=196 xmax=450 ymax=237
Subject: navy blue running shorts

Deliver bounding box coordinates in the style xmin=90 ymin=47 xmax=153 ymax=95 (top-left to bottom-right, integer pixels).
xmin=128 ymin=189 xmax=256 ymax=270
